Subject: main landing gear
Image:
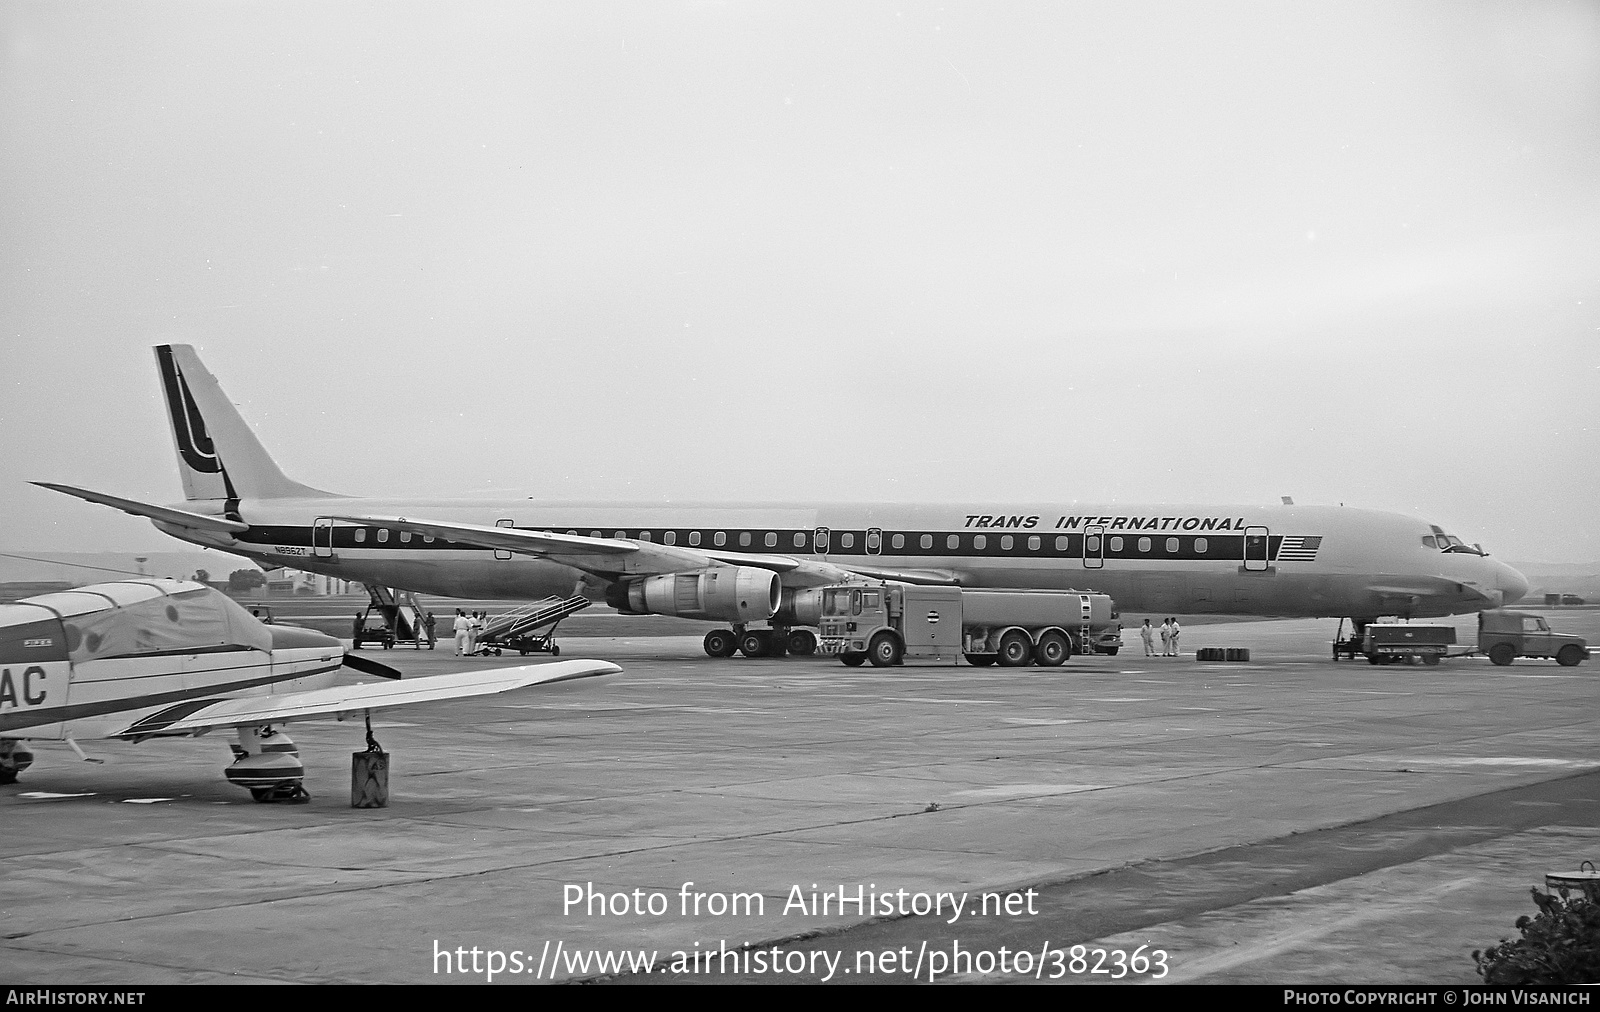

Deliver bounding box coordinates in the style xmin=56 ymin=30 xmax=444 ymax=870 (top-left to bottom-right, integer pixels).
xmin=226 ymin=726 xmax=310 ymax=803
xmin=702 ymin=626 xmax=817 ymax=658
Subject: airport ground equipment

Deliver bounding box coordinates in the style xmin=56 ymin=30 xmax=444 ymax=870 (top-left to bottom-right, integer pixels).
xmin=1477 ymin=609 xmax=1589 ymax=667
xmin=817 ymin=583 xmax=1121 ymax=667
xmin=1196 ymin=648 xmax=1251 ymax=662
xmin=471 ymin=595 xmax=590 ymax=656
xmin=352 ymin=585 xmax=431 ymax=650
xmin=1332 ymin=622 xmax=1454 ymax=665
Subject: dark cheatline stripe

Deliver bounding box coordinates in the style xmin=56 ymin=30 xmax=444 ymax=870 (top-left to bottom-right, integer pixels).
xmin=118 ymin=698 xmax=225 ymax=735
xmin=0 ymin=666 xmax=321 ymax=735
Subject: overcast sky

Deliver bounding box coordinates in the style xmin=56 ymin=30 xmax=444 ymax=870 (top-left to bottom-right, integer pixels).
xmin=3 ymin=2 xmax=1597 ymax=563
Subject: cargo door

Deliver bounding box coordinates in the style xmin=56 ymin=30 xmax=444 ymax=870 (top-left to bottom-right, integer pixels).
xmin=1082 ymin=525 xmax=1104 ymax=569
xmin=494 ymin=518 xmax=514 ymax=561
xmin=1243 ymin=526 xmax=1269 ymax=572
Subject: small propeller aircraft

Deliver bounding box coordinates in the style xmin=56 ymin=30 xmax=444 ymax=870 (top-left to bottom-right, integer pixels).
xmin=0 ymin=578 xmax=618 ymax=801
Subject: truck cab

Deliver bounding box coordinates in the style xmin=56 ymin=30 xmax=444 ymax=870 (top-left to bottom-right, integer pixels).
xmin=1477 ymin=609 xmax=1589 ymax=667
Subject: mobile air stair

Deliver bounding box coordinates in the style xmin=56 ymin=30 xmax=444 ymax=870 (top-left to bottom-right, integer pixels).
xmin=472 ymin=595 xmax=591 ymax=656
xmin=354 ymin=585 xmax=434 ymax=650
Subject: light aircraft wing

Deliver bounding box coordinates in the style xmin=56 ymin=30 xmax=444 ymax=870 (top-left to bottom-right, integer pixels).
xmin=32 ymin=482 xmax=249 ymax=534
xmin=111 ymin=659 xmax=619 ymax=738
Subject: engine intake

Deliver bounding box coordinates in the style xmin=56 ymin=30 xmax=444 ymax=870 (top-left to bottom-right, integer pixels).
xmin=614 ymin=567 xmax=780 ymax=624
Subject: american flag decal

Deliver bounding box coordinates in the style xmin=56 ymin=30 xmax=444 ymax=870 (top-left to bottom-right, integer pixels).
xmin=1275 ymin=536 xmax=1322 ymax=562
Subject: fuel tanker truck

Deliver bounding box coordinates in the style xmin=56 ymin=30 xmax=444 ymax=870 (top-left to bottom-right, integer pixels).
xmin=814 ymin=583 xmax=1122 ymax=667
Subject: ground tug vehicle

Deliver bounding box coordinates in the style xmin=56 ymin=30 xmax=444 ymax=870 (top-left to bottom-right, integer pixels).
xmin=1477 ymin=609 xmax=1589 ymax=666
xmin=817 ymin=583 xmax=1121 ymax=667
xmin=1331 ymin=622 xmax=1456 ymax=665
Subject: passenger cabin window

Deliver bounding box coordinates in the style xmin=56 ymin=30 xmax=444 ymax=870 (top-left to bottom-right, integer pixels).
xmin=590 ymin=531 xmax=601 ymax=538
xmin=424 ymin=534 xmax=434 ymax=543
xmin=1195 ymin=538 xmax=1208 ymax=554
xmin=1056 ymin=536 xmax=1068 ymax=551
xmin=1109 ymin=536 xmax=1122 ymax=552
xmin=664 ymin=531 xmax=676 ymax=545
xmin=400 ymin=531 xmax=411 ymax=543
xmin=1138 ymin=537 xmax=1151 ymax=553
xmin=794 ymin=532 xmax=806 ymax=548
xmin=377 ymin=529 xmax=389 ymax=543
xmin=892 ymin=534 xmax=905 ymax=549
xmin=1166 ymin=537 xmax=1179 ymax=552
xmin=920 ymin=534 xmax=933 ymax=549
xmin=1001 ymin=535 xmax=1013 ymax=550
xmin=739 ymin=532 xmax=752 ymax=547
xmin=840 ymin=532 xmax=854 ymax=548
xmin=714 ymin=532 xmax=726 ymax=547
xmin=639 ymin=531 xmax=652 ymax=542
xmin=1082 ymin=536 xmax=1096 ymax=553
xmin=973 ymin=535 xmax=986 ymax=550
xmin=1028 ymin=535 xmax=1041 ymax=551
xmin=689 ymin=531 xmax=701 ymax=546
xmin=614 ymin=531 xmax=625 ymax=539
xmin=765 ymin=532 xmax=777 ymax=548
xmin=355 ymin=529 xmax=367 ymax=543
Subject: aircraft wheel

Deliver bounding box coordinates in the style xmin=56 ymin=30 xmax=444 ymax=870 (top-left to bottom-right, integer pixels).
xmin=841 ymin=652 xmax=867 ymax=667
xmin=1035 ymin=631 xmax=1069 ymax=667
xmin=787 ymin=630 xmax=817 ymax=655
xmin=703 ymin=630 xmax=736 ymax=658
xmin=1367 ymin=654 xmax=1380 ymax=665
xmin=964 ymin=653 xmax=997 ymax=666
xmin=1557 ymin=645 xmax=1585 ymax=667
xmin=996 ymin=631 xmax=1032 ymax=667
xmin=1103 ymin=646 xmax=1119 ymax=656
xmin=1489 ymin=644 xmax=1516 ymax=666
xmin=1421 ymin=654 xmax=1440 ymax=666
xmin=739 ymin=630 xmax=772 ymax=658
xmin=867 ymin=633 xmax=902 ymax=667
xmin=551 ymin=645 xmax=560 ymax=657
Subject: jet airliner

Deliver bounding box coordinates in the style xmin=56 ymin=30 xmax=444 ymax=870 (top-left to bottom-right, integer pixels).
xmin=36 ymin=346 xmax=1528 ymax=659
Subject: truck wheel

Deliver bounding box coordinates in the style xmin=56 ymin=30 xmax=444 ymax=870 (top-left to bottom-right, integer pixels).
xmin=703 ymin=630 xmax=737 ymax=658
xmin=1557 ymin=645 xmax=1585 ymax=667
xmin=1103 ymin=646 xmax=1119 ymax=656
xmin=868 ymin=633 xmax=902 ymax=667
xmin=964 ymin=654 xmax=996 ymax=666
xmin=787 ymin=630 xmax=817 ymax=655
xmin=1035 ymin=631 xmax=1068 ymax=667
xmin=1488 ymin=644 xmax=1515 ymax=666
xmin=841 ymin=652 xmax=866 ymax=667
xmin=997 ymin=631 xmax=1032 ymax=667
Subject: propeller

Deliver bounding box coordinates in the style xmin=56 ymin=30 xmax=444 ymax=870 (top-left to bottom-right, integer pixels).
xmin=343 ymin=652 xmax=402 ymax=680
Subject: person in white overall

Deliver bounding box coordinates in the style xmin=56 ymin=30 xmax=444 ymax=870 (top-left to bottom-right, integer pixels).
xmin=1140 ymin=619 xmax=1156 ymax=656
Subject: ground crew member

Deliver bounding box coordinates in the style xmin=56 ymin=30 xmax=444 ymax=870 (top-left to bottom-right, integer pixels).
xmin=1160 ymin=618 xmax=1172 ymax=657
xmin=453 ymin=609 xmax=470 ymax=655
xmin=1140 ymin=619 xmax=1155 ymax=656
xmin=1169 ymin=618 xmax=1181 ymax=657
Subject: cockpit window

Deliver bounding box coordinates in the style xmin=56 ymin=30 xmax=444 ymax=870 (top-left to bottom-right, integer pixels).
xmin=1425 ymin=528 xmax=1486 ymax=555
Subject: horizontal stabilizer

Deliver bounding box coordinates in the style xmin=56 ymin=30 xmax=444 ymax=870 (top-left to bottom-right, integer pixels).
xmin=32 ymin=482 xmax=249 ymax=533
xmin=111 ymin=659 xmax=620 ymax=737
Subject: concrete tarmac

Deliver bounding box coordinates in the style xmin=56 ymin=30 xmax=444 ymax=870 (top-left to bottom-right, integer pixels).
xmin=2 ymin=612 xmax=1597 ymax=985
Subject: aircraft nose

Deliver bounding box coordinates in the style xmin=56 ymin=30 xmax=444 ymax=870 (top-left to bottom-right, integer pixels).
xmin=1495 ymin=560 xmax=1529 ymax=606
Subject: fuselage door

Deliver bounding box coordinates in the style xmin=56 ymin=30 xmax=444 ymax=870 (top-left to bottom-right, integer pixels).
xmin=1083 ymin=525 xmax=1104 ymax=569
xmin=1244 ymin=526 xmax=1269 ymax=571
xmin=866 ymin=528 xmax=882 ymax=556
xmin=494 ymin=518 xmax=514 ymax=561
xmin=313 ymin=518 xmax=335 ymax=559
xmin=814 ymin=527 xmax=830 ymax=555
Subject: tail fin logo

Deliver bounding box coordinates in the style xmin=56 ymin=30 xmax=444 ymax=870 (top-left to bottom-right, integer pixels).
xmin=156 ymin=346 xmax=222 ymax=475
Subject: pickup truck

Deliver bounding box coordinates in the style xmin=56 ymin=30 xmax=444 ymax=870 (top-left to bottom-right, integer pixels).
xmin=1478 ymin=610 xmax=1589 ymax=666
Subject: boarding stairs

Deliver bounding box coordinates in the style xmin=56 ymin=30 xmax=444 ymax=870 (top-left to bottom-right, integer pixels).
xmin=475 ymin=595 xmax=591 ymax=656
xmin=362 ymin=585 xmax=431 ymax=647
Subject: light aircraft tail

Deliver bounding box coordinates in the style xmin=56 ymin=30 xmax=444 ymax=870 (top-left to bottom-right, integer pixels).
xmin=154 ymin=345 xmax=335 ymax=501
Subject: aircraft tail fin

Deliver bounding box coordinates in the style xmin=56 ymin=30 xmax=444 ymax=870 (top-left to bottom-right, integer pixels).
xmin=154 ymin=345 xmax=336 ymax=500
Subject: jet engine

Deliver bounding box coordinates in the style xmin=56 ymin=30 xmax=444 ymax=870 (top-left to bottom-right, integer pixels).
xmin=775 ymin=586 xmax=825 ymax=627
xmin=611 ymin=567 xmax=780 ymax=624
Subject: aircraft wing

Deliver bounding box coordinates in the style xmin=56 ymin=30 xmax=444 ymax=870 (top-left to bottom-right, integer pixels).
xmin=111 ymin=659 xmax=620 ymax=737
xmin=33 ymin=482 xmax=249 ymax=534
xmin=835 ymin=564 xmax=963 ymax=586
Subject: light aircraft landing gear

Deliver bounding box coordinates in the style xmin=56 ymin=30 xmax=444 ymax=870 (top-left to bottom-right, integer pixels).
xmin=0 ymin=740 xmax=35 ymax=785
xmin=227 ymin=726 xmax=310 ymax=803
